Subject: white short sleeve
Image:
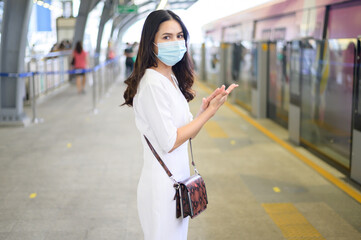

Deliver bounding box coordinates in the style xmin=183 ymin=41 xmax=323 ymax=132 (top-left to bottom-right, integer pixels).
xmin=137 ymin=82 xmax=177 ymax=153
xmin=188 ymin=111 xmax=193 ymax=122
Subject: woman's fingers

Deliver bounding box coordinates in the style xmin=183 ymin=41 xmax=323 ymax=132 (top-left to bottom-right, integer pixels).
xmin=206 ymin=87 xmax=221 ymax=102
xmin=226 ymin=84 xmax=239 ymax=94
xmin=205 ymin=84 xmax=235 ymax=110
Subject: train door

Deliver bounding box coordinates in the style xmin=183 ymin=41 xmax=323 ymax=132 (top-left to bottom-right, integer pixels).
xmin=351 ymin=37 xmax=361 ymax=184
xmin=298 ymin=37 xmax=355 ymax=170
xmin=267 ymin=41 xmax=291 ymax=128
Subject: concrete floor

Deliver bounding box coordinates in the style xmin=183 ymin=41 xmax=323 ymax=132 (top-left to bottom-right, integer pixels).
xmin=0 ymin=78 xmax=360 ymax=240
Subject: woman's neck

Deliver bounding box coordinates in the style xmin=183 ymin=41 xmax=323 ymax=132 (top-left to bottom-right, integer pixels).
xmin=151 ymin=61 xmax=176 ymax=88
xmin=151 ymin=61 xmax=173 ymax=78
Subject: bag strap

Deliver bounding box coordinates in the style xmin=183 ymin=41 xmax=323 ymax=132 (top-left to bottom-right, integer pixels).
xmin=144 ymin=136 xmax=172 ymax=177
xmin=189 ymin=139 xmax=199 ymax=174
xmin=144 ymin=136 xmax=198 ymax=183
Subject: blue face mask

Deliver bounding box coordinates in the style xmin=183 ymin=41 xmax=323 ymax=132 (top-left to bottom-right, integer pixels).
xmin=155 ymin=40 xmax=187 ymax=66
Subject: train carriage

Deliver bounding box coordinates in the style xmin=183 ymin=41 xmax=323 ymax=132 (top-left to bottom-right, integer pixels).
xmin=197 ymin=0 xmax=361 ymax=184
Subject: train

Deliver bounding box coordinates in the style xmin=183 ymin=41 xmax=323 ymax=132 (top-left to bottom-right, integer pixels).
xmin=194 ymin=0 xmax=361 ymax=184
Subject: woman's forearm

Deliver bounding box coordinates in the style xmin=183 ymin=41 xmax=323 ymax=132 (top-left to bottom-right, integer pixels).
xmin=169 ymin=83 xmax=238 ymax=153
xmin=169 ymin=107 xmax=215 ymax=152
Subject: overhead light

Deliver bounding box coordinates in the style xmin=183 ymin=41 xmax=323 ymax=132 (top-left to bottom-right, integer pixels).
xmin=156 ymin=0 xmax=168 ymax=10
xmin=37 ymin=1 xmax=44 ymax=6
xmin=133 ymin=0 xmax=146 ymax=4
xmin=43 ymin=3 xmax=50 ymax=8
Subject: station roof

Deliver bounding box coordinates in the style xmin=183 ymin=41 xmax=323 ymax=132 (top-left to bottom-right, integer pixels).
xmin=115 ymin=0 xmax=198 ymax=38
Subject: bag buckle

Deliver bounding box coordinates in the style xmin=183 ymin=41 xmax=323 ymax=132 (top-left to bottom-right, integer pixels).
xmin=170 ymin=175 xmax=180 ymax=189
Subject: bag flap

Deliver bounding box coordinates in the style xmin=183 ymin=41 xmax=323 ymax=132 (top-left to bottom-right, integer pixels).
xmin=180 ymin=174 xmax=203 ymax=188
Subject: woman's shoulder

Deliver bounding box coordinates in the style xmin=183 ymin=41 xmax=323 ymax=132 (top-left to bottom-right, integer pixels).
xmin=139 ymin=69 xmax=163 ymax=89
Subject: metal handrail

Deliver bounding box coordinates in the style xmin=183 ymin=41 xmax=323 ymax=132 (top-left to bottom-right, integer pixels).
xmin=0 ymin=56 xmax=121 ymax=124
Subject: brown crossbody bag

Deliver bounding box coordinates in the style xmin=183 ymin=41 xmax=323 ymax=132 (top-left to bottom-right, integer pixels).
xmin=144 ymin=136 xmax=208 ymax=219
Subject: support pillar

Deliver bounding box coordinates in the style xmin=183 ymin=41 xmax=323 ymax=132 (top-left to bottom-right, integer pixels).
xmin=0 ymin=0 xmax=33 ymax=125
xmin=95 ymin=0 xmax=114 ymax=66
xmin=73 ymin=0 xmax=99 ymax=48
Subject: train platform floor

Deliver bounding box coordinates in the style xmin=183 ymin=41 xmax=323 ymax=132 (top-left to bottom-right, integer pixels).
xmin=0 ymin=78 xmax=361 ymax=240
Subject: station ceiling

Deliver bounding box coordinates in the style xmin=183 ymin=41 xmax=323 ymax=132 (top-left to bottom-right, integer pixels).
xmin=114 ymin=0 xmax=198 ymax=39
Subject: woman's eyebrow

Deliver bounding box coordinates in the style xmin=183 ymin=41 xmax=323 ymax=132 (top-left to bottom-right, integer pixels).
xmin=161 ymin=31 xmax=183 ymax=36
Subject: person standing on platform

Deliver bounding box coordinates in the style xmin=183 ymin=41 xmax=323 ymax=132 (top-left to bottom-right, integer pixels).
xmin=72 ymin=41 xmax=88 ymax=94
xmin=122 ymin=10 xmax=237 ymax=240
xmin=124 ymin=42 xmax=134 ymax=77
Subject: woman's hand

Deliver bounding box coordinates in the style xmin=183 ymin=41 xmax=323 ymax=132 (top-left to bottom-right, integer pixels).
xmin=208 ymin=84 xmax=238 ymax=114
xmin=171 ymin=84 xmax=238 ymax=151
xmin=197 ymin=84 xmax=238 ymax=116
xmin=197 ymin=87 xmax=222 ymax=116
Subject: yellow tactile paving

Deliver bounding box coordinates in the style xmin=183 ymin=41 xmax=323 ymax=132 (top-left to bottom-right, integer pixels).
xmin=204 ymin=121 xmax=228 ymax=138
xmin=262 ymin=203 xmax=326 ymax=240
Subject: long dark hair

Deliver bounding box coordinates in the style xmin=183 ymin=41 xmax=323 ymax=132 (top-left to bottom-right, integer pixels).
xmin=75 ymin=41 xmax=83 ymax=54
xmin=122 ymin=10 xmax=195 ymax=107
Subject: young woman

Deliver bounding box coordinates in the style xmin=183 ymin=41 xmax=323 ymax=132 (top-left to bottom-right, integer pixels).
xmin=72 ymin=41 xmax=87 ymax=94
xmin=122 ymin=10 xmax=237 ymax=240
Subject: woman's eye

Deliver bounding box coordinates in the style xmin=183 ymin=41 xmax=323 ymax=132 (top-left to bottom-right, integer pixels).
xmin=178 ymin=35 xmax=184 ymax=39
xmin=163 ymin=36 xmax=170 ymax=40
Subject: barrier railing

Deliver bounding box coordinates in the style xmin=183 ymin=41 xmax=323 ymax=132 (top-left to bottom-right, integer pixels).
xmin=0 ymin=56 xmax=121 ymax=123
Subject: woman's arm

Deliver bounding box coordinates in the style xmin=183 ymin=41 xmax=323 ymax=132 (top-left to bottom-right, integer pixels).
xmin=169 ymin=84 xmax=238 ymax=152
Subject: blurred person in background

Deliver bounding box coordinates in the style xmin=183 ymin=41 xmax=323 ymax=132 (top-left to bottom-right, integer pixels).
xmin=72 ymin=41 xmax=88 ymax=94
xmin=124 ymin=42 xmax=134 ymax=77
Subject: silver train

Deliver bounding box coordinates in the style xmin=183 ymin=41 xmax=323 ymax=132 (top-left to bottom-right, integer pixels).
xmin=192 ymin=0 xmax=361 ymax=184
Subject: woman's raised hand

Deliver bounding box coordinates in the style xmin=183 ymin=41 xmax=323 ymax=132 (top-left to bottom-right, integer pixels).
xmin=198 ymin=87 xmax=222 ymax=116
xmin=198 ymin=84 xmax=238 ymax=116
xmin=225 ymin=83 xmax=238 ymax=94
xmin=208 ymin=84 xmax=238 ymax=114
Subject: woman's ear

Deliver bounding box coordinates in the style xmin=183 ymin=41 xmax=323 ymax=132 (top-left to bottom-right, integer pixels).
xmin=153 ymin=42 xmax=158 ymax=55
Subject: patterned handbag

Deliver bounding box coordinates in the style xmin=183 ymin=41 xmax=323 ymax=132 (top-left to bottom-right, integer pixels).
xmin=144 ymin=136 xmax=208 ymax=219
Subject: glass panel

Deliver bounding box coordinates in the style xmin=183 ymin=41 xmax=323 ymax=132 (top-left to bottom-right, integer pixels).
xmin=290 ymin=41 xmax=301 ymax=96
xmin=268 ymin=41 xmax=290 ymax=128
xmin=268 ymin=43 xmax=277 ymax=110
xmin=205 ymin=41 xmax=220 ymax=88
xmin=300 ymin=39 xmax=356 ymax=168
xmin=358 ymin=54 xmax=361 ymax=113
xmin=224 ymin=42 xmax=239 ymax=86
xmin=234 ymin=41 xmax=256 ymax=111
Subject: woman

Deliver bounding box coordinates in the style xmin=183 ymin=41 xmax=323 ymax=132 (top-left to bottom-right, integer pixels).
xmin=122 ymin=10 xmax=237 ymax=240
xmin=72 ymin=41 xmax=87 ymax=94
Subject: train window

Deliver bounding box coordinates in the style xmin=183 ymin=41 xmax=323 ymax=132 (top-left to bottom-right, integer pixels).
xmin=262 ymin=29 xmax=271 ymax=40
xmin=274 ymin=28 xmax=286 ymax=41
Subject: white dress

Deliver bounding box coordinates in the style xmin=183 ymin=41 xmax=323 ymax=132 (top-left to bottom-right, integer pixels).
xmin=133 ymin=69 xmax=193 ymax=240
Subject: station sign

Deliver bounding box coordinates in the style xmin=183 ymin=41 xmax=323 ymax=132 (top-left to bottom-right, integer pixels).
xmin=118 ymin=4 xmax=138 ymax=14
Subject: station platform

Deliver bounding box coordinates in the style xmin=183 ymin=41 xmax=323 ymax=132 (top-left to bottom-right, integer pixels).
xmin=0 ymin=78 xmax=361 ymax=240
